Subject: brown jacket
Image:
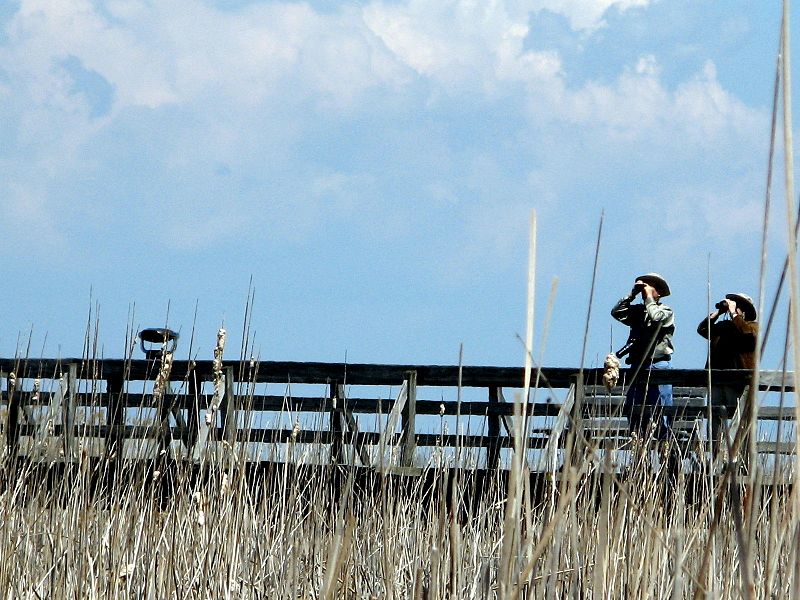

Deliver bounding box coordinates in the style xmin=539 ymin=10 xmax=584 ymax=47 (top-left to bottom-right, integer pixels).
xmin=697 ymin=314 xmax=758 ymax=370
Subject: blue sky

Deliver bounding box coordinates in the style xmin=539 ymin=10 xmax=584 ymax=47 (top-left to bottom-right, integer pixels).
xmin=0 ymin=0 xmax=796 ymax=373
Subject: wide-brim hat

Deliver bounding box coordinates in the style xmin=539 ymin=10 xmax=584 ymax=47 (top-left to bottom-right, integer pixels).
xmin=726 ymin=293 xmax=757 ymax=321
xmin=636 ymin=273 xmax=671 ymax=297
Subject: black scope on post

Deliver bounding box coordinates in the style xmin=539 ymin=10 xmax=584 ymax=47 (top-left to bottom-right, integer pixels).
xmin=138 ymin=328 xmax=179 ymax=360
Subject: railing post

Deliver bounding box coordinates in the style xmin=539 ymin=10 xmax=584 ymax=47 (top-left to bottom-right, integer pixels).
xmin=106 ymin=373 xmax=125 ymax=467
xmin=63 ymin=364 xmax=78 ymax=460
xmin=400 ymin=371 xmax=417 ymax=467
xmin=487 ymin=386 xmax=501 ymax=470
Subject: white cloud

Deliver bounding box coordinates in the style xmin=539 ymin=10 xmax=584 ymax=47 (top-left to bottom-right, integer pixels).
xmin=363 ymin=0 xmax=566 ymax=91
xmin=0 ymin=0 xmax=767 ymax=266
xmin=671 ymin=61 xmax=761 ymax=144
xmin=4 ymin=0 xmax=408 ymax=115
xmin=532 ymin=0 xmax=651 ymax=31
xmin=9 ymin=0 xmax=178 ymax=108
xmin=527 ymin=54 xmax=762 ymax=152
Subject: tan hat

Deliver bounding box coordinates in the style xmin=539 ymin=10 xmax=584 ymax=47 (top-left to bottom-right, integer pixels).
xmin=636 ymin=273 xmax=671 ymax=297
xmin=726 ymin=293 xmax=757 ymax=321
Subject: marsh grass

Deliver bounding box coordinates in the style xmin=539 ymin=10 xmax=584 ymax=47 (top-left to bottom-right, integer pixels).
xmin=0 ymin=382 xmax=797 ymax=600
xmin=0 ymin=295 xmax=797 ymax=600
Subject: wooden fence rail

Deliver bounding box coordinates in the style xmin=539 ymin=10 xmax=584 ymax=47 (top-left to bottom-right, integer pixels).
xmin=0 ymin=359 xmax=796 ymax=470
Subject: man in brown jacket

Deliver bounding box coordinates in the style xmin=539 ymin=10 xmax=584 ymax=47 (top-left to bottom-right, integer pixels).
xmin=697 ymin=292 xmax=758 ymax=450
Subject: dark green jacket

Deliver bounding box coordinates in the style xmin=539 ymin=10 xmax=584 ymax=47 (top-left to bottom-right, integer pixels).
xmin=611 ymin=296 xmax=675 ymax=365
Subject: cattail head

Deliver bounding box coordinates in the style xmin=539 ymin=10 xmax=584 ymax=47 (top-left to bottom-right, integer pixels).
xmin=153 ymin=348 xmax=174 ymax=404
xmin=602 ymin=353 xmax=621 ymax=391
xmin=213 ymin=328 xmax=227 ymax=371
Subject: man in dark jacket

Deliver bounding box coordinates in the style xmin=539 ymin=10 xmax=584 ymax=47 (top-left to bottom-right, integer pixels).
xmin=611 ymin=273 xmax=675 ymax=440
xmin=697 ymin=292 xmax=758 ymax=450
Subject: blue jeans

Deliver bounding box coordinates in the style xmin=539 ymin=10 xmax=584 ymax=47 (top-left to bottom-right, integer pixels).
xmin=624 ymin=360 xmax=673 ymax=440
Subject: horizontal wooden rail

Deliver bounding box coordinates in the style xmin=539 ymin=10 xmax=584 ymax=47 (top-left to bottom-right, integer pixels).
xmin=2 ymin=359 xmax=798 ymax=470
xmin=7 ymin=391 xmax=793 ymax=421
xmin=1 ymin=360 xmax=794 ymax=390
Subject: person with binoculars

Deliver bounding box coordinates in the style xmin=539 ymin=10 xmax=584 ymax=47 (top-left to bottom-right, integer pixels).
xmin=611 ymin=273 xmax=675 ymax=440
xmin=697 ymin=292 xmax=758 ymax=455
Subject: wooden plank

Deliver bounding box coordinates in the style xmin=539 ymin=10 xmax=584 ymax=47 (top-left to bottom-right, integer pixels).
xmin=377 ymin=380 xmax=408 ymax=467
xmin=585 ymin=386 xmax=708 ymax=397
xmin=581 ymin=418 xmax=704 ymax=432
xmin=757 ymin=406 xmax=799 ymax=420
xmin=0 ymin=360 xmax=791 ymax=391
xmin=18 ymin=391 xmax=784 ymax=421
xmin=338 ymin=388 xmax=371 ymax=467
xmin=495 ymin=388 xmax=515 ymax=436
xmin=9 ymin=389 xmax=794 ymax=424
xmin=15 ymin=420 xmax=797 ymax=458
xmin=540 ymin=383 xmax=575 ymax=471
xmin=192 ymin=366 xmax=232 ymax=463
xmin=757 ymin=441 xmax=796 ymax=455
xmin=758 ymin=371 xmax=796 ymax=391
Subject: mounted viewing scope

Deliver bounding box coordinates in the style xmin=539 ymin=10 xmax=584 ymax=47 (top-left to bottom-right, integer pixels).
xmin=138 ymin=328 xmax=179 ymax=359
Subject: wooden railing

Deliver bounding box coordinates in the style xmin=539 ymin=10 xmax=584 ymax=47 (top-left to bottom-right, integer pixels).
xmin=0 ymin=358 xmax=795 ymax=469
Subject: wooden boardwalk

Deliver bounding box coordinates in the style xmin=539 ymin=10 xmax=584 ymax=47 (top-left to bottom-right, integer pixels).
xmin=0 ymin=357 xmax=796 ymax=470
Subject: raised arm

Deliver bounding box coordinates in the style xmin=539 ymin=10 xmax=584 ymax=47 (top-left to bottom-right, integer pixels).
xmin=697 ymin=310 xmax=721 ymax=339
xmin=611 ymin=295 xmax=635 ymax=324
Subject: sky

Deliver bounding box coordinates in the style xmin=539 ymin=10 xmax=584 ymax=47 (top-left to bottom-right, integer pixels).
xmin=0 ymin=0 xmax=797 ymax=374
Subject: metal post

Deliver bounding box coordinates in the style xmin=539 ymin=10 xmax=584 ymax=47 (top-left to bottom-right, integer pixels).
xmin=400 ymin=371 xmax=417 ymax=467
